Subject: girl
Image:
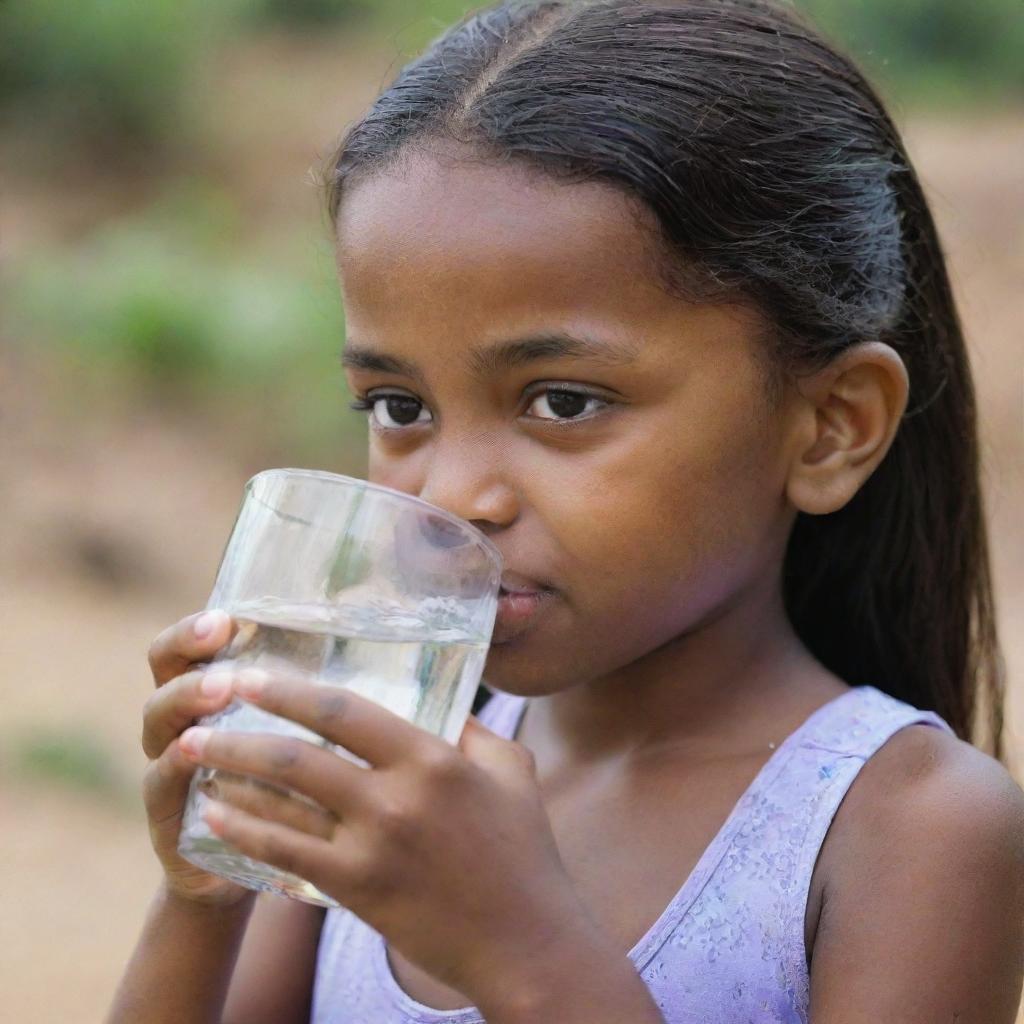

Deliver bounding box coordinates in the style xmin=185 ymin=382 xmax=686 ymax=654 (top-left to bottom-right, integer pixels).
xmin=109 ymin=1 xmax=1024 ymax=1021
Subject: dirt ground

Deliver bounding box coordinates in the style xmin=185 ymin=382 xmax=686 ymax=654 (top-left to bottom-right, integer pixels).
xmin=2 ymin=109 xmax=1022 ymax=1020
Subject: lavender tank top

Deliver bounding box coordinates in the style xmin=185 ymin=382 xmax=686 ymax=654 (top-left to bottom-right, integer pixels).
xmin=311 ymin=684 xmax=954 ymax=1023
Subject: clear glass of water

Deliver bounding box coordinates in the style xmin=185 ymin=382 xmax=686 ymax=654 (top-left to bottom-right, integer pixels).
xmin=177 ymin=468 xmax=502 ymax=907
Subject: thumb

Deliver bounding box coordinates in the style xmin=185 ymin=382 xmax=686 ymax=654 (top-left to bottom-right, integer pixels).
xmin=457 ymin=714 xmax=537 ymax=781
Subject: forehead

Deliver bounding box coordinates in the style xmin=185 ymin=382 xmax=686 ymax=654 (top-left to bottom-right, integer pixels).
xmin=332 ymin=145 xmax=775 ymax=397
xmin=334 ymin=147 xmax=676 ymax=336
xmin=337 ymin=146 xmax=658 ymax=257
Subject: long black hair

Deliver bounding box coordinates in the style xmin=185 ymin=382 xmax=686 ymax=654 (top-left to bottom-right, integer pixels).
xmin=323 ymin=0 xmax=1007 ymax=763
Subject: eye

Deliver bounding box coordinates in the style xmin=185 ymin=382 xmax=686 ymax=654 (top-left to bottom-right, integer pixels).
xmin=349 ymin=392 xmax=432 ymax=430
xmin=524 ymin=387 xmax=609 ymax=422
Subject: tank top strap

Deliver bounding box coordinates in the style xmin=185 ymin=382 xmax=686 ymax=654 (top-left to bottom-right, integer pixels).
xmin=766 ymin=684 xmax=957 ymax=1011
xmin=793 ymin=683 xmax=955 ymax=757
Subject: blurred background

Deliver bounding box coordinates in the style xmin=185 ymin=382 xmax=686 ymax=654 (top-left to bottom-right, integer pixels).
xmin=1 ymin=0 xmax=1021 ymax=1018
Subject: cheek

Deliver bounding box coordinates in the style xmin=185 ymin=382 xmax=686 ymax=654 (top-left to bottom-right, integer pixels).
xmin=483 ymin=415 xmax=785 ymax=693
xmin=536 ymin=412 xmax=782 ymax=622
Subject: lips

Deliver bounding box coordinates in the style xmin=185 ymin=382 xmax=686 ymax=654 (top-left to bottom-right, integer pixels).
xmin=492 ymin=573 xmax=554 ymax=644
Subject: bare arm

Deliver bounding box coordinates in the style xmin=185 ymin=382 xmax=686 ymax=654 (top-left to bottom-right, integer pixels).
xmin=808 ymin=726 xmax=1024 ymax=1023
xmin=107 ymin=886 xmax=255 ymax=1024
xmin=222 ymin=896 xmax=325 ymax=1024
xmin=109 ymin=890 xmax=325 ymax=1024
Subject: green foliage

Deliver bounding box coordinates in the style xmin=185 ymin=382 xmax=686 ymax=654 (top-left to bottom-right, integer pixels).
xmin=369 ymin=0 xmax=487 ymax=55
xmin=0 ymin=0 xmax=244 ymax=150
xmin=246 ymin=0 xmax=370 ymax=27
xmin=799 ymin=0 xmax=1024 ymax=106
xmin=10 ymin=729 xmax=123 ymax=800
xmin=4 ymin=182 xmax=366 ymax=460
xmin=11 ymin=187 xmax=327 ymax=380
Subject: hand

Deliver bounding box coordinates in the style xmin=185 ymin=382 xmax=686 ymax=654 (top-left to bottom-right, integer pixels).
xmin=176 ymin=669 xmax=599 ymax=1004
xmin=141 ymin=609 xmax=255 ymax=908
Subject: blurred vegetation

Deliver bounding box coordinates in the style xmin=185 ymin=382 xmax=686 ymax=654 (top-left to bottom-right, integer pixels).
xmin=6 ymin=728 xmax=128 ymax=806
xmin=5 ymin=182 xmax=354 ymax=461
xmin=248 ymin=0 xmax=371 ymax=26
xmin=11 ymin=183 xmax=337 ymax=386
xmin=0 ymin=0 xmax=234 ymax=154
xmin=803 ymin=0 xmax=1023 ymax=108
xmin=2 ymin=0 xmax=1016 ymax=149
xmin=2 ymin=0 xmax=1019 ymax=464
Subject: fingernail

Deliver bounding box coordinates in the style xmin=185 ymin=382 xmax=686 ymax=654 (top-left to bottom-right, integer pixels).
xmin=200 ymin=669 xmax=233 ymax=699
xmin=180 ymin=726 xmax=212 ymax=757
xmin=236 ymin=668 xmax=268 ymax=701
xmin=194 ymin=610 xmax=227 ymax=640
xmin=203 ymin=800 xmax=226 ymax=832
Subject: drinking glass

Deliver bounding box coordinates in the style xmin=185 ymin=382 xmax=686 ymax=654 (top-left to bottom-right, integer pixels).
xmin=177 ymin=468 xmax=502 ymax=907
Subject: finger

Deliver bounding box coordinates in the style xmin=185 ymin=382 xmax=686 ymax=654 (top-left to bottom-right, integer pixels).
xmin=178 ymin=725 xmax=369 ymax=817
xmin=148 ymin=610 xmax=237 ymax=686
xmin=208 ymin=774 xmax=338 ymax=842
xmin=202 ymin=800 xmax=346 ymax=892
xmin=142 ymin=738 xmax=200 ymax=836
xmin=229 ymin=670 xmax=432 ymax=767
xmin=141 ymin=666 xmax=237 ymax=760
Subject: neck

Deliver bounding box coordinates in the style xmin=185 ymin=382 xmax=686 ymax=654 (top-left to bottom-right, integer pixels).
xmin=519 ymin=569 xmax=841 ymax=766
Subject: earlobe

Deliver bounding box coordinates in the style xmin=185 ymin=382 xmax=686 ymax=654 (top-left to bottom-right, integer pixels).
xmin=784 ymin=343 xmax=909 ymax=516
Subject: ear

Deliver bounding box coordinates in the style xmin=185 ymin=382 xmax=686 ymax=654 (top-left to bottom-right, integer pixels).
xmin=784 ymin=342 xmax=909 ymax=515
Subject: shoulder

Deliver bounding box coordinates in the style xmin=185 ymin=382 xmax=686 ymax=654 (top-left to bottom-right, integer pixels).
xmin=832 ymin=721 xmax=1024 ymax=860
xmin=808 ymin=723 xmax=1024 ymax=1021
xmin=815 ymin=720 xmax=1024 ymax=928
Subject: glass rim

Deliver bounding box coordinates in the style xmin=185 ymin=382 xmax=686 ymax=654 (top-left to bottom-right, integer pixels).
xmin=244 ymin=468 xmax=503 ymax=568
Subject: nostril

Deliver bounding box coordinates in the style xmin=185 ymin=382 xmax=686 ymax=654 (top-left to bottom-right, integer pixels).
xmin=420 ymin=512 xmax=469 ymax=549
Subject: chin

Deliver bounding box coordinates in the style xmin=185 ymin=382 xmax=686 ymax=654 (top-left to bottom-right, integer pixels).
xmin=481 ymin=636 xmax=583 ymax=698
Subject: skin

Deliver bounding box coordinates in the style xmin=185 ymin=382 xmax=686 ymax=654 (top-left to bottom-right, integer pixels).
xmin=108 ymin=147 xmax=1024 ymax=1024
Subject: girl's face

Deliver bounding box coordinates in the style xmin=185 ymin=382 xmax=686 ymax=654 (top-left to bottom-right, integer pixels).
xmin=336 ymin=148 xmax=797 ymax=697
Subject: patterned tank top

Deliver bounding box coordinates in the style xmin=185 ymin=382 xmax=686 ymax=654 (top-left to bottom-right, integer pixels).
xmin=311 ymin=684 xmax=955 ymax=1023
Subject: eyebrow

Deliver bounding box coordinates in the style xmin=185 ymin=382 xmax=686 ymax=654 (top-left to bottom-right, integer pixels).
xmin=340 ymin=332 xmax=639 ymax=383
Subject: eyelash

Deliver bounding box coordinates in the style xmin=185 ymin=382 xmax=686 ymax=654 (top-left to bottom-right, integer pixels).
xmin=348 ymin=385 xmax=611 ymax=432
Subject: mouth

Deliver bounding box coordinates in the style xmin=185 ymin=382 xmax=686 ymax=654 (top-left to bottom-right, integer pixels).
xmin=492 ymin=579 xmax=555 ymax=645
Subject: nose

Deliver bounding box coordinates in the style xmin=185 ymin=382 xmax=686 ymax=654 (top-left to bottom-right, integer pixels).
xmin=417 ymin=437 xmax=519 ymax=535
